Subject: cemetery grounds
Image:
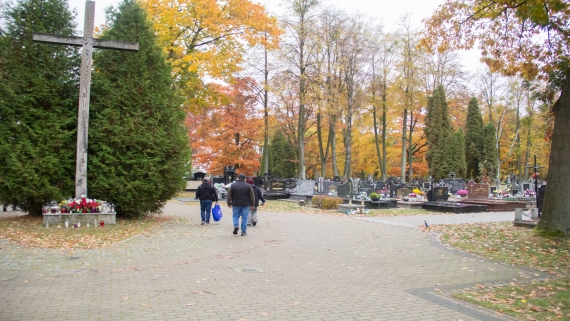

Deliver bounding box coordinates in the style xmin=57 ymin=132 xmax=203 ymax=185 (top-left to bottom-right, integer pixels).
xmin=0 ymin=196 xmax=568 ymax=321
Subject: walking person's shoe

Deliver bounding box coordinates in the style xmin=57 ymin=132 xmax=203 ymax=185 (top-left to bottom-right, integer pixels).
xmin=241 ymin=231 xmax=247 ymax=236
xmin=233 ymin=227 xmax=239 ymax=235
xmin=252 ymin=222 xmax=257 ymax=226
xmin=201 ymin=221 xmax=205 ymax=225
xmin=206 ymin=221 xmax=209 ymax=225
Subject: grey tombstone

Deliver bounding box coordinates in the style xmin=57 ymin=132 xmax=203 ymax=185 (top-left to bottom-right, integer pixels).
xmin=296 ymin=179 xmax=315 ymax=195
xmin=326 ymin=182 xmax=337 ymax=194
xmin=33 ymin=1 xmax=139 ymax=198
xmin=522 ymin=182 xmax=530 ymax=191
xmin=337 ymin=181 xmax=351 ymax=199
xmin=318 ymin=177 xmax=324 ymax=193
xmin=322 ymin=181 xmax=334 ymax=194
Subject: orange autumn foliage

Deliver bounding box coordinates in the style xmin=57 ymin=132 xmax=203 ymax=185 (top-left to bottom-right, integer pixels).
xmin=187 ymin=79 xmax=263 ymax=175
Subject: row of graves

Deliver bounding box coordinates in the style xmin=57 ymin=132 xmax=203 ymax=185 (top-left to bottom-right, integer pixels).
xmin=262 ymin=174 xmax=540 ymax=214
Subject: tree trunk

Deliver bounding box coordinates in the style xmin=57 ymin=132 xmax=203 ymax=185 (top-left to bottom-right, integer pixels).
xmin=408 ymin=111 xmax=414 ymax=181
xmin=382 ymin=92 xmax=387 ymax=181
xmin=539 ymin=74 xmax=570 ymax=235
xmin=262 ymin=47 xmax=269 ymax=175
xmin=523 ymin=128 xmax=531 ymax=179
xmin=515 ymin=107 xmax=521 ymax=181
xmin=373 ymin=101 xmax=384 ymax=179
xmin=401 ymin=109 xmax=408 ymax=182
xmin=330 ymin=115 xmax=339 ymax=178
xmin=343 ymin=110 xmax=353 ymax=179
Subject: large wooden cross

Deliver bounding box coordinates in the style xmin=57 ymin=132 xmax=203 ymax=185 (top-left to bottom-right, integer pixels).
xmin=33 ymin=1 xmax=139 ymax=198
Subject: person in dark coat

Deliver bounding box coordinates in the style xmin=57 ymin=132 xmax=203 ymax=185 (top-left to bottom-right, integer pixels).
xmin=195 ymin=177 xmax=218 ymax=225
xmin=226 ymin=174 xmax=255 ymax=236
xmin=246 ymin=178 xmax=265 ymax=226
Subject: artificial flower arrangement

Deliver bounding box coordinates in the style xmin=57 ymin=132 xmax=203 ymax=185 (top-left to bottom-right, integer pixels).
xmin=456 ymin=190 xmax=468 ymax=196
xmin=412 ymin=188 xmax=424 ymax=195
xmin=66 ymin=196 xmax=102 ymax=213
xmin=409 ymin=193 xmax=417 ymax=198
xmin=44 ymin=195 xmax=112 ymax=214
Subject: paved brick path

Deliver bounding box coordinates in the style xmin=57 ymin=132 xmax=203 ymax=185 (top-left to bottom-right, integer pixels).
xmin=0 ymin=203 xmax=543 ymax=321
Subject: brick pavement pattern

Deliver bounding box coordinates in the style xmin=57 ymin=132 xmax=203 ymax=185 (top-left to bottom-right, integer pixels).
xmin=0 ymin=202 xmax=542 ymax=321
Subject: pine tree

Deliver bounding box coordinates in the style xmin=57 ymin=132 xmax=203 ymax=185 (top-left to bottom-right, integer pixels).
xmin=424 ymin=85 xmax=452 ymax=179
xmin=464 ymin=97 xmax=484 ymax=179
xmin=0 ymin=0 xmax=79 ymax=215
xmin=450 ymin=129 xmax=467 ymax=178
xmin=88 ymin=0 xmax=190 ymax=217
xmin=269 ymin=130 xmax=296 ymax=178
xmin=480 ymin=122 xmax=499 ymax=183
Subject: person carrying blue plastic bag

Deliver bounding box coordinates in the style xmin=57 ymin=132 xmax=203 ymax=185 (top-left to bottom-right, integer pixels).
xmin=195 ymin=177 xmax=218 ymax=225
xmin=226 ymin=174 xmax=255 ymax=236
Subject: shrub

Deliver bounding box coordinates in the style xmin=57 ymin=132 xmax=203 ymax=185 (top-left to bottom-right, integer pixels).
xmin=311 ymin=195 xmax=343 ymax=209
xmin=370 ymin=192 xmax=380 ymax=199
xmin=311 ymin=195 xmax=326 ymax=208
xmin=322 ymin=197 xmax=343 ymax=209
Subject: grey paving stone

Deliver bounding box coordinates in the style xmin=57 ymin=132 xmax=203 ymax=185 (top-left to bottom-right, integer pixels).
xmin=0 ymin=202 xmax=542 ymax=321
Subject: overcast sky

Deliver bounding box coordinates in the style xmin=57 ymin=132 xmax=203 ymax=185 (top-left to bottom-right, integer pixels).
xmin=69 ymin=0 xmax=442 ymax=31
xmin=66 ymin=0 xmax=483 ymax=71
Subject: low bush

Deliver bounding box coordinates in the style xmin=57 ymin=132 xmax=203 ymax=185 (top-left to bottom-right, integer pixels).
xmin=311 ymin=196 xmax=343 ymax=209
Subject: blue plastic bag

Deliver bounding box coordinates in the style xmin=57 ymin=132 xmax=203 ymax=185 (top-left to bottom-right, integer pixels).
xmin=212 ymin=204 xmax=223 ymax=221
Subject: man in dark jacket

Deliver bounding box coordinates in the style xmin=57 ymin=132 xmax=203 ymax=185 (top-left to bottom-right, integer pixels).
xmin=227 ymin=174 xmax=255 ymax=236
xmin=195 ymin=178 xmax=218 ymax=225
xmin=246 ymin=178 xmax=265 ymax=226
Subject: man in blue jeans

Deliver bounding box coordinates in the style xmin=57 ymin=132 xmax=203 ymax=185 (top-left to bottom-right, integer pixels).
xmin=226 ymin=174 xmax=255 ymax=236
xmin=195 ymin=177 xmax=219 ymax=225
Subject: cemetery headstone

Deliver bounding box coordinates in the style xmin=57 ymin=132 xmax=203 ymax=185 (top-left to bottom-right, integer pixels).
xmin=267 ymin=179 xmax=284 ymax=192
xmin=283 ymin=179 xmax=297 ymax=191
xmin=376 ymin=181 xmax=386 ymax=191
xmin=318 ymin=177 xmax=324 ymax=193
xmin=432 ymin=186 xmax=449 ymax=201
xmin=337 ymin=182 xmax=351 ymax=199
xmin=397 ymin=187 xmax=411 ymax=197
xmin=467 ymin=181 xmax=490 ymax=199
xmin=359 ymin=181 xmax=374 ymax=196
xmin=523 ymin=182 xmax=530 ymax=191
xmin=295 ymin=179 xmax=315 ymax=195
xmin=327 ymin=183 xmax=337 ymax=195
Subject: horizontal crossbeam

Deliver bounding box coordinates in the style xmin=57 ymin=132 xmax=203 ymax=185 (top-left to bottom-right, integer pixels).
xmin=33 ymin=33 xmax=139 ymax=51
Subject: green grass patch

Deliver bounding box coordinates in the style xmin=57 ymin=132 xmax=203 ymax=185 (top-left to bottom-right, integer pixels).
xmin=428 ymin=221 xmax=570 ymax=321
xmin=453 ymin=278 xmax=570 ymax=321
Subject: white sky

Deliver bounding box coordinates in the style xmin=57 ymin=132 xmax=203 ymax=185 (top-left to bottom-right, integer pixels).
xmin=66 ymin=0 xmax=484 ymax=71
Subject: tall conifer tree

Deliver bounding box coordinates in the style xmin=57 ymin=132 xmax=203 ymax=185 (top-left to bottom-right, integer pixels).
xmin=480 ymin=122 xmax=499 ymax=183
xmin=268 ymin=130 xmax=296 ymax=178
xmin=88 ymin=0 xmax=190 ymax=217
xmin=450 ymin=129 xmax=467 ymax=178
xmin=464 ymin=97 xmax=484 ymax=179
xmin=424 ymin=85 xmax=452 ymax=179
xmin=0 ymin=0 xmax=79 ymax=215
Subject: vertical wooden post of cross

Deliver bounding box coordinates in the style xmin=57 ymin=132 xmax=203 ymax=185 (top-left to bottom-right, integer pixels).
xmin=33 ymin=1 xmax=139 ymax=198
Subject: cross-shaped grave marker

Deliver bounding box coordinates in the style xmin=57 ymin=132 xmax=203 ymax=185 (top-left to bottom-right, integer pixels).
xmin=33 ymin=1 xmax=139 ymax=198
